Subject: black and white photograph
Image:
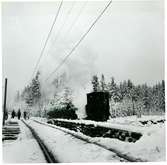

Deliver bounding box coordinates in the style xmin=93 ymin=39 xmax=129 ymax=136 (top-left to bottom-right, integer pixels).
xmin=1 ymin=0 xmax=166 ymax=163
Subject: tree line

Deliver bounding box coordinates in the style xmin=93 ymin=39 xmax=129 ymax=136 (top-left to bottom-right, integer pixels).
xmin=17 ymin=71 xmax=165 ymax=119
xmin=91 ymin=74 xmax=165 ymax=117
xmin=20 ymin=71 xmax=77 ymax=118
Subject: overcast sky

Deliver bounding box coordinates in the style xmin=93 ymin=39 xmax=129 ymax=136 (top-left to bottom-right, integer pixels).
xmin=2 ymin=0 xmax=164 ymax=103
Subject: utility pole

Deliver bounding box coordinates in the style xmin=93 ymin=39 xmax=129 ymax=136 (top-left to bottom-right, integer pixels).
xmin=3 ymin=78 xmax=8 ymax=126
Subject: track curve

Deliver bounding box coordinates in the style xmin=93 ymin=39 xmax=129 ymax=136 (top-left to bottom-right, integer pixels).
xmin=31 ymin=119 xmax=146 ymax=162
xmin=21 ymin=119 xmax=59 ymax=163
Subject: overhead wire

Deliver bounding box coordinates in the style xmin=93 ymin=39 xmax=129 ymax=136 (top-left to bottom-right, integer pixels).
xmin=29 ymin=0 xmax=63 ymax=82
xmin=45 ymin=0 xmax=112 ymax=82
xmin=51 ymin=0 xmax=76 ymax=46
xmin=45 ymin=1 xmax=87 ymax=87
xmin=46 ymin=1 xmax=86 ymax=69
xmin=63 ymin=0 xmax=88 ymax=40
xmin=37 ymin=1 xmax=76 ymax=78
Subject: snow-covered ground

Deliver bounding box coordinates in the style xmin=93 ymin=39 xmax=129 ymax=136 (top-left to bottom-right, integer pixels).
xmin=3 ymin=115 xmax=165 ymax=162
xmin=107 ymin=115 xmax=165 ymax=127
xmin=3 ymin=119 xmax=46 ymax=163
xmin=102 ymin=115 xmax=166 ymax=161
xmin=94 ymin=122 xmax=165 ymax=161
xmin=34 ymin=115 xmax=166 ymax=162
xmin=47 ymin=115 xmax=165 ymax=135
xmin=27 ymin=120 xmax=126 ymax=162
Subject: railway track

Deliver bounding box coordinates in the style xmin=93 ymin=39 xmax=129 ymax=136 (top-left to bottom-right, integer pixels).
xmin=21 ymin=120 xmax=59 ymax=163
xmin=3 ymin=119 xmax=146 ymax=162
xmin=30 ymin=119 xmax=146 ymax=162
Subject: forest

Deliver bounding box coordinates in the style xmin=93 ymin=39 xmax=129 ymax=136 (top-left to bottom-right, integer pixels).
xmin=15 ymin=72 xmax=165 ymax=119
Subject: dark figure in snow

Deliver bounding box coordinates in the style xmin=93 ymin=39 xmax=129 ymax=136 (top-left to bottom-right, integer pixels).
xmin=5 ymin=111 xmax=8 ymax=120
xmin=11 ymin=110 xmax=16 ymax=118
xmin=23 ymin=111 xmax=27 ymax=120
xmin=17 ymin=109 xmax=21 ymax=120
xmin=27 ymin=113 xmax=30 ymax=119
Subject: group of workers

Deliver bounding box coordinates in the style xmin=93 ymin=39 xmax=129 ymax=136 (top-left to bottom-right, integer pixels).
xmin=11 ymin=109 xmax=28 ymax=120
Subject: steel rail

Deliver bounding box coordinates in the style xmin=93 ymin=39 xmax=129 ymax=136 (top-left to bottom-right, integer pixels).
xmin=21 ymin=119 xmax=59 ymax=163
xmin=32 ymin=119 xmax=146 ymax=162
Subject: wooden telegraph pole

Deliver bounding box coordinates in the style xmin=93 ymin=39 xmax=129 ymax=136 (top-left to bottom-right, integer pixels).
xmin=3 ymin=78 xmax=8 ymax=126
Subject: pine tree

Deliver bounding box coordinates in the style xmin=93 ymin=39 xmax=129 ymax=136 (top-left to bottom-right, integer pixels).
xmin=151 ymin=84 xmax=159 ymax=112
xmin=100 ymin=74 xmax=106 ymax=91
xmin=135 ymin=85 xmax=143 ymax=100
xmin=119 ymin=81 xmax=128 ymax=99
xmin=22 ymin=85 xmax=33 ymax=107
xmin=160 ymin=80 xmax=165 ymax=112
xmin=126 ymin=79 xmax=133 ymax=99
xmin=142 ymin=84 xmax=151 ymax=114
xmin=130 ymin=87 xmax=138 ymax=115
xmin=31 ymin=71 xmax=41 ymax=104
xmin=127 ymin=79 xmax=133 ymax=89
xmin=63 ymin=87 xmax=72 ymax=105
xmin=92 ymin=75 xmax=100 ymax=92
xmin=155 ymin=80 xmax=165 ymax=113
xmin=108 ymin=77 xmax=120 ymax=102
xmin=21 ymin=71 xmax=41 ymax=116
xmin=119 ymin=82 xmax=124 ymax=100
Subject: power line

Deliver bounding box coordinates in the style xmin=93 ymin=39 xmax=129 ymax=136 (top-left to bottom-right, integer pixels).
xmin=46 ymin=1 xmax=85 ymax=65
xmin=51 ymin=1 xmax=76 ymax=46
xmin=29 ymin=0 xmax=63 ymax=82
xmin=63 ymin=1 xmax=88 ymax=40
xmin=36 ymin=1 xmax=76 ymax=79
xmin=45 ymin=0 xmax=112 ymax=81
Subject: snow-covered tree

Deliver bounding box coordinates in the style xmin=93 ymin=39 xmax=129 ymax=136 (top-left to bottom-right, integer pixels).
xmin=91 ymin=75 xmax=100 ymax=92
xmin=108 ymin=77 xmax=120 ymax=102
xmin=47 ymin=87 xmax=78 ymax=119
xmin=143 ymin=85 xmax=150 ymax=110
xmin=31 ymin=71 xmax=41 ymax=104
xmin=21 ymin=71 xmax=42 ymax=116
xmin=100 ymin=74 xmax=107 ymax=91
xmin=159 ymin=80 xmax=165 ymax=112
xmin=119 ymin=81 xmax=128 ymax=99
xmin=21 ymin=85 xmax=33 ymax=107
xmin=63 ymin=87 xmax=72 ymax=105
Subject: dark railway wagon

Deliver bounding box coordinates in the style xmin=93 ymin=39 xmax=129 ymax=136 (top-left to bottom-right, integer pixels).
xmin=85 ymin=92 xmax=110 ymax=121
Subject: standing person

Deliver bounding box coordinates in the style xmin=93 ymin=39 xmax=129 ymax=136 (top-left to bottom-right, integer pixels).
xmin=5 ymin=110 xmax=8 ymax=120
xmin=27 ymin=112 xmax=30 ymax=119
xmin=17 ymin=109 xmax=21 ymax=120
xmin=23 ymin=111 xmax=27 ymax=120
xmin=11 ymin=110 xmax=16 ymax=118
